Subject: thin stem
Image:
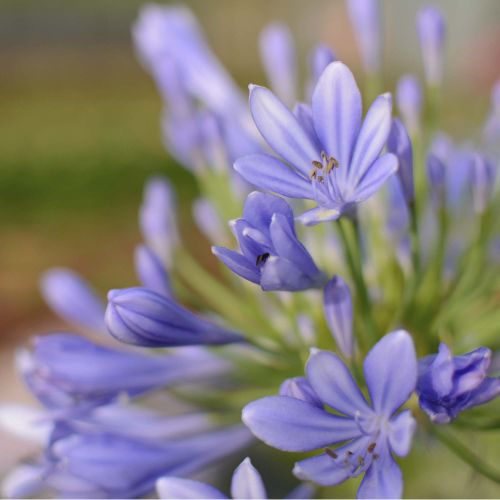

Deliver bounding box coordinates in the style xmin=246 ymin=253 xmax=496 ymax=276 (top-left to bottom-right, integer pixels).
xmin=431 ymin=426 xmax=500 ymax=485
xmin=337 ymin=217 xmax=377 ymax=346
xmin=408 ymin=200 xmax=421 ymax=275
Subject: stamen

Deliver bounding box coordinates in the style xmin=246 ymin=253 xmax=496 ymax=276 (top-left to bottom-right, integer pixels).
xmin=312 ymin=160 xmax=323 ymax=169
xmin=357 ymin=455 xmax=365 ymax=466
xmin=367 ymin=442 xmax=376 ymax=453
xmin=309 ymin=168 xmax=317 ymax=180
xmin=325 ymin=448 xmax=338 ymax=459
xmin=255 ymin=253 xmax=270 ymax=266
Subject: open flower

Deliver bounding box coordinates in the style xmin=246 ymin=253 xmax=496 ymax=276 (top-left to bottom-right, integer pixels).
xmin=417 ymin=343 xmax=500 ymax=423
xmin=212 ymin=192 xmax=326 ymax=291
xmin=234 ymin=61 xmax=397 ymax=225
xmin=243 ymin=330 xmax=417 ymax=498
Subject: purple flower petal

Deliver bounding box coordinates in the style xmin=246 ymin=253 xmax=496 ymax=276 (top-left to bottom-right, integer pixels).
xmin=234 ymin=154 xmax=313 ymax=199
xmin=242 ymin=396 xmax=361 ymax=452
xmin=230 ymin=458 xmax=267 ymax=499
xmin=323 ymin=276 xmax=354 ymax=358
xmin=249 ymin=85 xmax=320 ymax=176
xmin=296 ymin=206 xmax=342 ymax=226
xmin=293 ymin=453 xmax=351 ymax=487
xmin=211 ymin=247 xmax=260 ymax=284
xmin=349 ymin=93 xmax=393 ymax=187
xmin=357 ymin=449 xmax=403 ymax=499
xmin=260 ymin=256 xmax=321 ymax=291
xmin=279 ymin=377 xmax=323 ymax=408
xmin=312 ymin=62 xmax=362 ymax=177
xmin=363 ymin=330 xmax=417 ymax=417
xmin=353 ymin=153 xmax=398 ymax=202
xmin=309 ymin=44 xmax=336 ymax=86
xmin=134 ymin=245 xmax=172 ymax=298
xmin=306 ymin=349 xmax=371 ymax=417
xmin=156 ymin=477 xmax=226 ymax=499
xmin=242 ymin=191 xmax=294 ymax=235
xmin=388 ymin=410 xmax=416 ymax=457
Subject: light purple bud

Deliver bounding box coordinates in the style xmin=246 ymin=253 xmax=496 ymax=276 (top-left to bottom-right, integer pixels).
xmin=40 ymin=268 xmax=105 ymax=333
xmin=139 ymin=176 xmax=178 ymax=268
xmin=192 ymin=198 xmax=227 ymax=245
xmin=198 ymin=113 xmax=228 ymax=173
xmin=279 ymin=377 xmax=323 ymax=408
xmin=470 ymin=153 xmax=496 ymax=214
xmin=387 ymin=118 xmax=415 ymax=203
xmin=309 ymin=44 xmax=336 ymax=86
xmin=346 ymin=0 xmax=381 ymax=74
xmin=396 ymin=74 xmax=422 ymax=133
xmin=134 ymin=245 xmax=172 ymax=298
xmin=417 ymin=6 xmax=446 ymax=86
xmin=323 ymin=276 xmax=354 ymax=358
xmin=426 ymin=152 xmax=446 ymax=208
xmin=259 ymin=22 xmax=297 ymax=106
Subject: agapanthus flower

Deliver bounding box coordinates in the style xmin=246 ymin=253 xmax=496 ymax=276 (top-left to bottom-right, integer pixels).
xmin=212 ymin=192 xmax=326 ymax=291
xmin=17 ymin=334 xmax=229 ymax=409
xmin=417 ymin=343 xmax=500 ymax=423
xmin=235 ymin=62 xmax=398 ymax=225
xmin=243 ymin=330 xmax=417 ymax=498
xmin=396 ymin=74 xmax=422 ymax=135
xmin=40 ymin=268 xmax=106 ymax=334
xmin=106 ymin=287 xmax=243 ymax=347
xmin=470 ymin=152 xmax=497 ymax=215
xmin=156 ymin=456 xmax=314 ymax=499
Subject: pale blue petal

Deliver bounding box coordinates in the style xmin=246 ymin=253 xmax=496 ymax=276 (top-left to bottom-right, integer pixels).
xmin=285 ymin=482 xmax=316 ymax=499
xmin=260 ymin=256 xmax=320 ymax=291
xmin=242 ymin=396 xmax=361 ymax=452
xmin=353 ymin=153 xmax=398 ymax=202
xmin=363 ymin=330 xmax=417 ymax=416
xmin=323 ymin=276 xmax=354 ymax=358
xmin=134 ymin=245 xmax=172 ymax=298
xmin=279 ymin=377 xmax=323 ymax=408
xmin=306 ymin=349 xmax=371 ymax=416
xmin=234 ymin=154 xmax=313 ymax=199
xmin=388 ymin=410 xmax=416 ymax=457
xmin=156 ymin=477 xmax=226 ymax=499
xmin=357 ymin=451 xmax=403 ymax=499
xmin=293 ymin=103 xmax=321 ymax=146
xmin=293 ymin=453 xmax=351 ymax=487
xmin=311 ymin=62 xmax=362 ymax=177
xmin=349 ymin=93 xmax=393 ymax=186
xmin=231 ymin=458 xmax=267 ymax=499
xmin=211 ymin=247 xmax=260 ymax=284
xmin=249 ymin=85 xmax=320 ymax=175
xmin=243 ymin=191 xmax=294 ymax=235
xmin=296 ymin=206 xmax=342 ymax=226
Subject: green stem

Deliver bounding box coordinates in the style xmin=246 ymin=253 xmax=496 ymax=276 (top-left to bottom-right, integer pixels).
xmin=431 ymin=426 xmax=500 ymax=485
xmin=337 ymin=217 xmax=377 ymax=346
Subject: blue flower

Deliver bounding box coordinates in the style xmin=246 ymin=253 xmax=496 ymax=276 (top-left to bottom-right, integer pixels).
xmin=242 ymin=330 xmax=417 ymax=499
xmin=396 ymin=74 xmax=422 ymax=134
xmin=234 ymin=62 xmax=397 ymax=225
xmin=40 ymin=268 xmax=106 ymax=334
xmin=17 ymin=334 xmax=229 ymax=409
xmin=212 ymin=192 xmax=326 ymax=291
xmin=470 ymin=152 xmax=497 ymax=215
xmin=417 ymin=343 xmax=500 ymax=424
xmin=156 ymin=456 xmax=315 ymax=499
xmin=106 ymin=287 xmax=243 ymax=347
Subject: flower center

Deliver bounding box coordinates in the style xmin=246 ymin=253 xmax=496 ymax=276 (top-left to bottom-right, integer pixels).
xmin=325 ymin=441 xmax=380 ymax=477
xmin=309 ymin=151 xmax=339 ymax=183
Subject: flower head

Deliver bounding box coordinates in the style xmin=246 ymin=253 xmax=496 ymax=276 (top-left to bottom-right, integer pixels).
xmin=235 ymin=62 xmax=398 ymax=225
xmin=417 ymin=343 xmax=500 ymax=423
xmin=212 ymin=192 xmax=326 ymax=291
xmin=242 ymin=330 xmax=417 ymax=498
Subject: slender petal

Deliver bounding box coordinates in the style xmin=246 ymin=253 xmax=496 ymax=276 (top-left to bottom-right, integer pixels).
xmin=242 ymin=396 xmax=361 ymax=452
xmin=309 ymin=44 xmax=336 ymax=86
xmin=323 ymin=276 xmax=354 ymax=358
xmin=1 ymin=464 xmax=48 ymax=499
xmin=296 ymin=206 xmax=342 ymax=226
xmin=349 ymin=93 xmax=393 ymax=187
xmin=212 ymin=247 xmax=260 ymax=284
xmin=0 ymin=405 xmax=51 ymax=444
xmin=363 ymin=330 xmax=417 ymax=416
xmin=293 ymin=453 xmax=351 ymax=487
xmin=353 ymin=153 xmax=398 ymax=202
xmin=156 ymin=477 xmax=226 ymax=499
xmin=279 ymin=377 xmax=323 ymax=408
xmin=396 ymin=74 xmax=422 ymax=133
xmin=134 ymin=245 xmax=172 ymax=298
xmin=249 ymin=85 xmax=320 ymax=176
xmin=234 ymin=154 xmax=313 ymax=199
xmin=388 ymin=410 xmax=416 ymax=457
xmin=260 ymin=256 xmax=320 ymax=291
xmin=357 ymin=449 xmax=403 ymax=499
xmin=387 ymin=119 xmax=414 ymax=203
xmin=231 ymin=458 xmax=267 ymax=499
xmin=312 ymin=62 xmax=362 ymax=174
xmin=306 ymin=349 xmax=371 ymax=416
xmin=40 ymin=268 xmax=105 ymax=333
xmin=242 ymin=191 xmax=294 ymax=235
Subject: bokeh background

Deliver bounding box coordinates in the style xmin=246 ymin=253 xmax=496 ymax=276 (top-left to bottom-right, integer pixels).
xmin=1 ymin=0 xmax=499 ymax=496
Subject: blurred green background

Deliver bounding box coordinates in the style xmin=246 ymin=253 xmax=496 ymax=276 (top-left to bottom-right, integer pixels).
xmin=0 ymin=0 xmax=499 ymax=495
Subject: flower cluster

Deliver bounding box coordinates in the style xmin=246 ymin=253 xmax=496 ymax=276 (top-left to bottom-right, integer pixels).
xmin=2 ymin=1 xmax=500 ymax=499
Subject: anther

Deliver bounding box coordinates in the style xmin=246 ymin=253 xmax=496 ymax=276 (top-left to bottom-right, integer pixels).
xmin=309 ymin=168 xmax=317 ymax=180
xmin=312 ymin=160 xmax=323 ymax=169
xmin=367 ymin=442 xmax=376 ymax=453
xmin=357 ymin=456 xmax=365 ymax=466
xmin=256 ymin=253 xmax=270 ymax=266
xmin=325 ymin=448 xmax=338 ymax=459
xmin=373 ymin=453 xmax=380 ymax=460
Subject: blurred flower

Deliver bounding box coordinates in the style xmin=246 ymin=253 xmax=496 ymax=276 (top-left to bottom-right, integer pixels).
xmin=417 ymin=343 xmax=500 ymax=423
xmin=346 ymin=0 xmax=381 ymax=75
xmin=308 ymin=44 xmax=336 ymax=93
xmin=396 ymin=74 xmax=422 ymax=134
xmin=192 ymin=198 xmax=228 ymax=245
xmin=243 ymin=331 xmax=417 ymax=498
xmin=17 ymin=334 xmax=229 ymax=410
xmin=106 ymin=288 xmax=243 ymax=347
xmin=259 ymin=23 xmax=297 ymax=107
xmin=323 ymin=276 xmax=354 ymax=359
xmin=417 ymin=6 xmax=446 ymax=87
xmin=40 ymin=268 xmax=106 ymax=334
xmin=140 ymin=176 xmax=179 ymax=269
xmin=212 ymin=192 xmax=326 ymax=291
xmin=470 ymin=152 xmax=497 ymax=215
xmin=235 ymin=62 xmax=397 ymax=225
xmin=387 ymin=118 xmax=415 ymax=204
xmin=157 ymin=456 xmax=315 ymax=499
xmin=134 ymin=245 xmax=172 ymax=298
